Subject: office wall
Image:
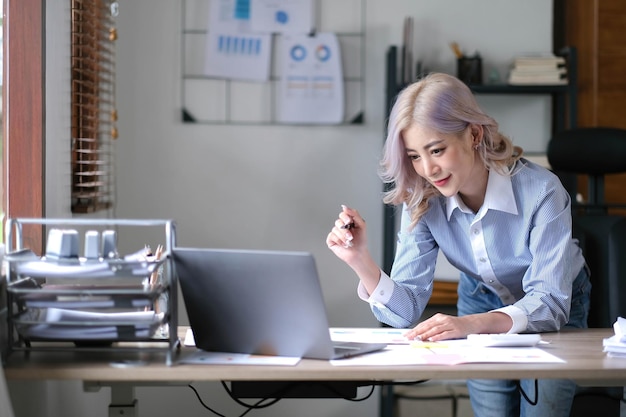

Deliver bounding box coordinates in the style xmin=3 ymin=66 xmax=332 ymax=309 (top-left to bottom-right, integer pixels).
xmin=112 ymin=0 xmax=552 ymax=326
xmin=9 ymin=1 xmax=552 ymax=417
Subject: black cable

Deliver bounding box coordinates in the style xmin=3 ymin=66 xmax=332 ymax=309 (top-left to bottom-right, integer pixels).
xmin=187 ymin=384 xmax=227 ymax=417
xmin=334 ymin=384 xmax=376 ymax=402
xmin=188 ymin=383 xmax=283 ymax=417
xmin=516 ymin=379 xmax=539 ymax=406
xmin=188 ymin=379 xmax=431 ymax=416
xmin=221 ymin=381 xmax=285 ymax=409
xmin=237 ymin=397 xmax=279 ymax=417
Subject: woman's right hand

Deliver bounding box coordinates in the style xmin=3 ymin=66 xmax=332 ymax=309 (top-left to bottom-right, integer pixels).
xmin=326 ymin=205 xmax=383 ymax=294
xmin=326 ymin=205 xmax=368 ymax=264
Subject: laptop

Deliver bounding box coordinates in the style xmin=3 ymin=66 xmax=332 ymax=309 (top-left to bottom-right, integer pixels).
xmin=172 ymin=247 xmax=387 ymax=360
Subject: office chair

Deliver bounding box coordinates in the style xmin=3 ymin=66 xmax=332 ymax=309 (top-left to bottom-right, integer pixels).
xmin=547 ymin=127 xmax=626 ymax=327
xmin=547 ymin=127 xmax=626 ymax=417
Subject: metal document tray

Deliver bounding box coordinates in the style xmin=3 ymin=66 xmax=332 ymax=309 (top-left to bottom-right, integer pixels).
xmin=2 ymin=218 xmax=180 ymax=365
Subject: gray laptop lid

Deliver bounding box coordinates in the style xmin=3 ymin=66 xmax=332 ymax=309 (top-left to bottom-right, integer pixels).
xmin=173 ymin=248 xmax=385 ymax=360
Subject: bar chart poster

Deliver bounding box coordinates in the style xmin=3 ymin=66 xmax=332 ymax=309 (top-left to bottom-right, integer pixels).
xmin=277 ymin=33 xmax=344 ymax=124
xmin=204 ymin=31 xmax=272 ymax=81
xmin=204 ymin=0 xmax=271 ymax=81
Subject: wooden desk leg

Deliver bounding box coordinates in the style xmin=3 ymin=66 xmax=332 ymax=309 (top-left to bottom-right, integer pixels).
xmin=108 ymin=384 xmax=138 ymax=417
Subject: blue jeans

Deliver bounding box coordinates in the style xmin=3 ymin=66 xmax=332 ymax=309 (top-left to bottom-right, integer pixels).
xmin=457 ymin=267 xmax=591 ymax=417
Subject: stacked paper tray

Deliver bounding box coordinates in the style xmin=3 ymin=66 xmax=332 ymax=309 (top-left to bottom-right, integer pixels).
xmin=2 ymin=218 xmax=179 ymax=365
xmin=7 ymin=253 xmax=169 ymax=342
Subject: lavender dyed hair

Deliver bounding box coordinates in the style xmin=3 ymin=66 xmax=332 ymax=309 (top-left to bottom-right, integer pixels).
xmin=379 ymin=72 xmax=522 ymax=228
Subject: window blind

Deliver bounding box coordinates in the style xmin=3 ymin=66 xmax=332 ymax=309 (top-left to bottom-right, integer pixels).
xmin=71 ymin=0 xmax=118 ymax=213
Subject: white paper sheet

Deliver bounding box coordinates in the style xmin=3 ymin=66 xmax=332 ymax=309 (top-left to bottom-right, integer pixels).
xmin=209 ymin=0 xmax=252 ymax=32
xmin=330 ymin=341 xmax=566 ymax=366
xmin=250 ymin=0 xmax=315 ymax=34
xmin=330 ymin=327 xmax=411 ymax=344
xmin=276 ymin=32 xmax=344 ymax=124
xmin=613 ymin=316 xmax=626 ymax=341
xmin=204 ymin=30 xmax=272 ymax=81
xmin=180 ymin=350 xmax=301 ymax=366
xmin=14 ymin=255 xmax=158 ymax=279
xmin=17 ymin=308 xmax=161 ymax=340
xmin=205 ymin=0 xmax=272 ymax=81
xmin=603 ymin=317 xmax=626 ymax=357
xmin=184 ymin=327 xmax=196 ymax=346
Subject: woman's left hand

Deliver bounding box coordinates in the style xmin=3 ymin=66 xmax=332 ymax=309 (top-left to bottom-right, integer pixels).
xmin=404 ymin=312 xmax=513 ymax=342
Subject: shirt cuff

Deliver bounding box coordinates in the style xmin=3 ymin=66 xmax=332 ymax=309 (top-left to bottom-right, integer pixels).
xmin=491 ymin=305 xmax=528 ymax=334
xmin=357 ymin=270 xmax=394 ymax=307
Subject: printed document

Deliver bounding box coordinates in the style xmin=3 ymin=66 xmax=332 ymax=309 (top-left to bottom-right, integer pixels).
xmin=327 ymin=328 xmax=564 ymax=366
xmin=205 ymin=0 xmax=272 ymax=81
xmin=249 ymin=0 xmax=315 ymax=34
xmin=276 ymin=32 xmax=344 ymax=124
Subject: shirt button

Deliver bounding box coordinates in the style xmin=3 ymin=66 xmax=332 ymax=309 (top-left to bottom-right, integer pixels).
xmin=379 ymin=290 xmax=385 ymax=296
xmin=473 ymin=229 xmax=479 ymax=235
xmin=479 ymin=257 xmax=487 ymax=263
xmin=489 ymin=279 xmax=494 ymax=283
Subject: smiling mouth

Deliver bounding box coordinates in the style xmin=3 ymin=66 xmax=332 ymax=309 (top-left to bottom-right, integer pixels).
xmin=432 ymin=176 xmax=450 ymax=187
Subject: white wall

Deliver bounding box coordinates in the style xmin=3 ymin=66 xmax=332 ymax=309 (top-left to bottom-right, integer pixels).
xmin=112 ymin=0 xmax=553 ymax=325
xmin=9 ymin=1 xmax=553 ymax=417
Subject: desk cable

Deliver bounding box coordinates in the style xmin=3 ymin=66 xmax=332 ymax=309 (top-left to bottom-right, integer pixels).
xmin=516 ymin=379 xmax=539 ymax=406
xmin=188 ymin=382 xmax=281 ymax=417
xmin=187 ymin=380 xmax=430 ymax=417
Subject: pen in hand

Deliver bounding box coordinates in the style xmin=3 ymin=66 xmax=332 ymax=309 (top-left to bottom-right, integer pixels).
xmin=340 ymin=222 xmax=355 ymax=247
xmin=341 ymin=222 xmax=355 ymax=230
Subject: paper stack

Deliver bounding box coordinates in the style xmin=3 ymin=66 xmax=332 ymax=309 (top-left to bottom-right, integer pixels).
xmin=602 ymin=317 xmax=626 ymax=358
xmin=508 ymin=53 xmax=567 ymax=85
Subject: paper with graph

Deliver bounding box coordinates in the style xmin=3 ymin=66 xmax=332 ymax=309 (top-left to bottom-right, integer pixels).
xmin=277 ymin=32 xmax=344 ymax=124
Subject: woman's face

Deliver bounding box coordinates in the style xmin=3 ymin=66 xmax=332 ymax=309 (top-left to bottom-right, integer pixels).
xmin=402 ymin=123 xmax=487 ymax=204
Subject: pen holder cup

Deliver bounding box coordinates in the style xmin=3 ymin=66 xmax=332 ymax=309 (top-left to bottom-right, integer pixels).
xmin=457 ymin=56 xmax=483 ymax=85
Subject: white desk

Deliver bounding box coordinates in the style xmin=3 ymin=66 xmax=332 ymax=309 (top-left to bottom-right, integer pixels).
xmin=4 ymin=328 xmax=626 ymax=416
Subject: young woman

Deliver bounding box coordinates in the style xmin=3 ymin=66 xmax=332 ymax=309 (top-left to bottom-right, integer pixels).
xmin=326 ymin=72 xmax=591 ymax=417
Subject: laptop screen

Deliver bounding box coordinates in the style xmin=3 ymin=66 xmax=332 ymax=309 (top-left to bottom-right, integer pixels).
xmin=173 ymin=247 xmax=338 ymax=359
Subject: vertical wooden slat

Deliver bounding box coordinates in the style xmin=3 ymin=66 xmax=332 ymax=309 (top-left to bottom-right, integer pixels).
xmin=71 ymin=0 xmax=115 ymax=213
xmin=2 ymin=0 xmax=45 ymax=253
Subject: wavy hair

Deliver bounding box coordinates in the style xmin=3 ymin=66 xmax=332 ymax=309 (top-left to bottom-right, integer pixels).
xmin=379 ymin=72 xmax=522 ymax=229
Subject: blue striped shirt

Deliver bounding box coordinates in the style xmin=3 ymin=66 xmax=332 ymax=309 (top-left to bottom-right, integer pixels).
xmin=359 ymin=159 xmax=585 ymax=333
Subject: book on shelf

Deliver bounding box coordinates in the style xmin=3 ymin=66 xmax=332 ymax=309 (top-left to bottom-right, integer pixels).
xmin=511 ymin=64 xmax=567 ymax=73
xmin=508 ymin=68 xmax=568 ymax=85
xmin=513 ymin=54 xmax=566 ymax=68
xmin=508 ymin=53 xmax=568 ymax=85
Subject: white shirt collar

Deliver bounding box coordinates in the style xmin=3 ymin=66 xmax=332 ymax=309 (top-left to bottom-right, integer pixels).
xmin=446 ymin=168 xmax=518 ymax=220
